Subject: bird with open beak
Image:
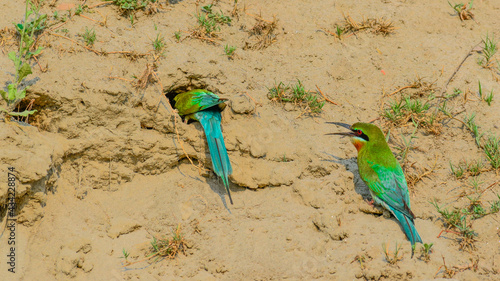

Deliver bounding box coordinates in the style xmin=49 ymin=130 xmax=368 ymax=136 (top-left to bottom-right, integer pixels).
xmin=327 ymin=122 xmax=422 ymax=257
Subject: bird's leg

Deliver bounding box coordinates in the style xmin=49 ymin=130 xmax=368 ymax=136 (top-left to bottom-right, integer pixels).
xmin=365 ymin=198 xmax=375 ymax=207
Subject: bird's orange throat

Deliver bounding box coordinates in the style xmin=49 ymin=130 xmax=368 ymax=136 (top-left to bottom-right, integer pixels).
xmin=351 ymin=138 xmax=365 ymax=152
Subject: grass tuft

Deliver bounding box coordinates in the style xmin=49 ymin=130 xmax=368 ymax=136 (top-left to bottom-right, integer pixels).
xmin=382 ymin=242 xmax=403 ymax=265
xmin=483 ymin=135 xmax=500 ymax=169
xmin=450 ymin=159 xmax=484 ymax=179
xmin=147 ymin=225 xmax=187 ymax=262
xmin=152 ymin=33 xmax=165 ymax=54
xmin=382 ymin=78 xmax=443 ymax=134
xmin=189 ymin=4 xmax=231 ymax=41
xmin=477 ymin=34 xmax=497 ymax=68
xmin=418 ymin=243 xmax=434 ymax=262
xmin=224 ymin=44 xmax=237 ymax=58
xmin=431 ymin=200 xmax=477 ymax=251
xmin=267 ymin=80 xmax=326 ymax=115
xmin=82 ymin=27 xmax=96 ymax=46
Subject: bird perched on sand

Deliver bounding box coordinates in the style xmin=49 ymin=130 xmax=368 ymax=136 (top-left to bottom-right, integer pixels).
xmin=174 ymin=89 xmax=233 ymax=204
xmin=327 ymin=122 xmax=422 ymax=256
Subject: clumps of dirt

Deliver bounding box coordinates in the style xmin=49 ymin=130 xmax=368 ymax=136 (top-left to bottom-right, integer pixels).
xmin=244 ymin=15 xmax=278 ymax=50
xmin=134 ymin=63 xmax=159 ymax=89
xmin=326 ymin=13 xmax=396 ymax=39
xmin=405 ymin=161 xmax=437 ymax=193
xmin=448 ymin=1 xmax=474 ymax=21
xmin=344 ymin=13 xmax=396 ymax=36
xmin=0 ymin=27 xmax=16 ymax=47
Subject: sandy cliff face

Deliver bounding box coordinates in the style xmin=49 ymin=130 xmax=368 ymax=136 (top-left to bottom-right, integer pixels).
xmin=0 ymin=0 xmax=499 ymax=280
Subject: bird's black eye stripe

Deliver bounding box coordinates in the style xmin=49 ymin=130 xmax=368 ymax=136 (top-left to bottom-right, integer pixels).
xmin=352 ymin=129 xmax=369 ymax=141
xmin=361 ymin=132 xmax=369 ymax=141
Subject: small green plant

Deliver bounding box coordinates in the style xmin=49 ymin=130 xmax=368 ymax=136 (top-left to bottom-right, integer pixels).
xmin=468 ymin=175 xmax=482 ymax=191
xmin=196 ymin=14 xmax=217 ymax=34
xmin=268 ymin=80 xmax=326 ymax=114
xmin=419 ymin=243 xmax=434 ymax=262
xmin=483 ymin=135 xmax=500 ymax=169
xmin=193 ymin=4 xmax=232 ymax=38
xmin=396 ymin=122 xmax=418 ymax=165
xmin=431 ymin=200 xmax=477 ymax=250
xmin=202 ymin=4 xmax=231 ymax=24
xmin=490 ymin=194 xmax=500 ymax=213
xmin=352 ymin=254 xmax=366 ymax=269
xmin=446 ymin=88 xmax=462 ymax=99
xmin=152 ymin=33 xmax=165 ymax=53
xmin=82 ymin=27 xmax=96 ymax=46
xmin=129 ymin=14 xmax=134 ymax=26
xmin=0 ymin=0 xmax=45 ymax=118
xmin=450 ymin=161 xmax=466 ymax=178
xmin=432 ymin=201 xmax=462 ymax=227
xmin=454 ymin=214 xmax=477 ymax=249
xmin=382 ymin=242 xmax=403 ymax=265
xmin=466 ymin=195 xmax=487 ymax=219
xmin=468 ymin=160 xmax=483 ymax=176
xmin=450 ymin=159 xmax=484 ymax=179
xmin=464 ymin=113 xmax=482 ymax=146
xmin=334 ymin=25 xmax=344 ymax=39
xmin=383 ymin=99 xmax=404 ymax=122
xmin=150 ymin=236 xmax=159 ymax=252
xmin=278 ymin=153 xmax=292 ymax=162
xmin=448 ymin=1 xmax=474 ymax=21
xmin=75 ymin=4 xmax=84 ymax=15
xmin=333 ymin=14 xmax=396 ymax=38
xmin=174 ymin=31 xmax=181 ymax=42
xmin=224 ymin=44 xmax=236 ymax=58
xmin=121 ymin=248 xmax=130 ymax=262
xmin=382 ymin=79 xmax=441 ymax=134
xmin=439 ymin=100 xmax=453 ymax=117
xmin=484 ymin=89 xmax=494 ymax=105
xmin=478 ymin=81 xmax=494 ymax=106
xmin=147 ymin=226 xmax=187 ymax=262
xmin=462 ymin=114 xmax=500 ymax=170
xmin=113 ymin=0 xmax=153 ymax=12
xmin=405 ymin=95 xmax=431 ymax=114
xmin=478 ymin=80 xmax=483 ymax=98
xmin=478 ymin=34 xmax=497 ymax=68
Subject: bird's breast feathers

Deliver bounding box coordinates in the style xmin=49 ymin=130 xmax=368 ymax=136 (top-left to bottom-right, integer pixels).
xmin=351 ymin=138 xmax=366 ymax=152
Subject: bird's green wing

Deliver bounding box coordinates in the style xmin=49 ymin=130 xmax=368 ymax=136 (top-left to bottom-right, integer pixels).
xmin=365 ymin=161 xmax=422 ymax=249
xmin=365 ymin=161 xmax=414 ymax=218
xmin=174 ymin=89 xmax=226 ymax=116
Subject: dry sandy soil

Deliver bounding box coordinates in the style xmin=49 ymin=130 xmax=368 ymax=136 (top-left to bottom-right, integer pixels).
xmin=1 ymin=0 xmax=500 ymax=280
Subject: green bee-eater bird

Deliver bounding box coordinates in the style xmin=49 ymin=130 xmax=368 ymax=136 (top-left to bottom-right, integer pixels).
xmin=327 ymin=122 xmax=422 ymax=256
xmin=174 ymin=89 xmax=233 ymax=204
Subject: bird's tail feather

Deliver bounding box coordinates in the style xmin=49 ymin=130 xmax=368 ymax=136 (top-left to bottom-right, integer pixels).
xmin=198 ymin=111 xmax=233 ymax=204
xmin=390 ymin=207 xmax=422 ymax=258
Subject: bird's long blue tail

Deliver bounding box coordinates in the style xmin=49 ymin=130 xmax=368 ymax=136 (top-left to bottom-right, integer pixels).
xmin=390 ymin=207 xmax=422 ymax=257
xmin=196 ymin=110 xmax=233 ymax=204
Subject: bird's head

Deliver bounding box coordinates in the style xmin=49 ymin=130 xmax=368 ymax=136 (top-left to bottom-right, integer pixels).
xmin=326 ymin=122 xmax=385 ymax=152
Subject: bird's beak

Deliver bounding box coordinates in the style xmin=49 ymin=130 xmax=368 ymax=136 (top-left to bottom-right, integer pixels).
xmin=325 ymin=122 xmax=354 ymax=136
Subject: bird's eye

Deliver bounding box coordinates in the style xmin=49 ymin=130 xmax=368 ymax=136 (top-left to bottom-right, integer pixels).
xmin=355 ymin=129 xmax=362 ymax=135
